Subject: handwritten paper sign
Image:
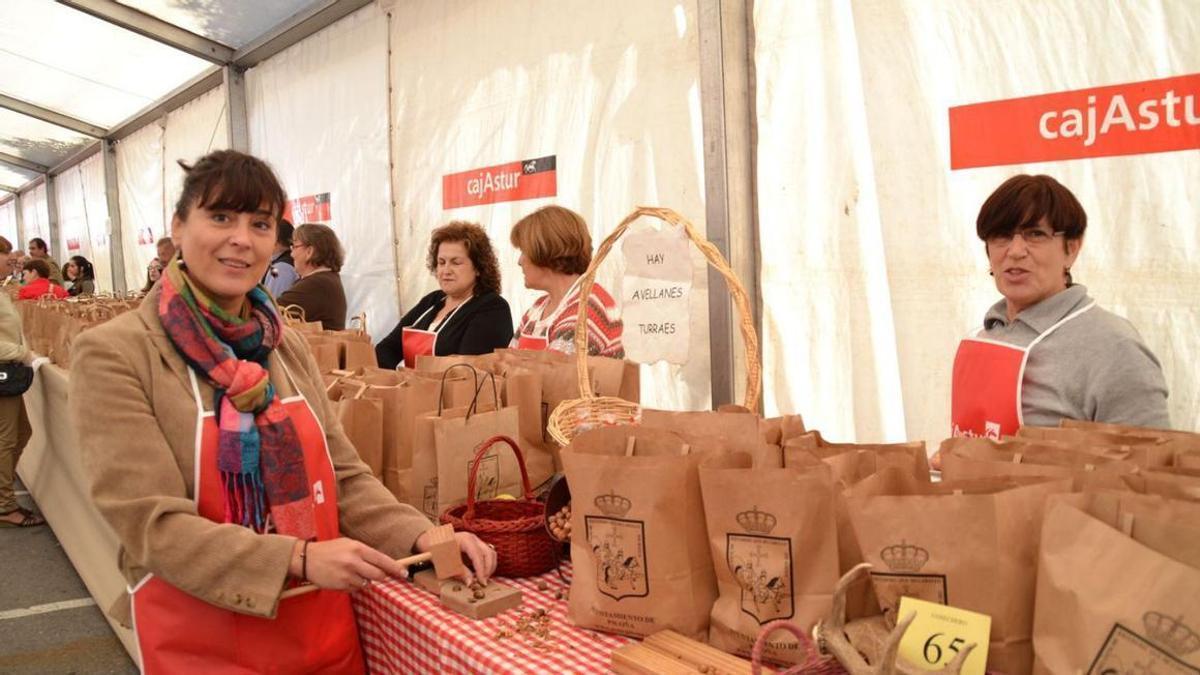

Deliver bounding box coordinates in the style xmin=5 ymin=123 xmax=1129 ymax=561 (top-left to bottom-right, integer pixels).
xmin=897 ymin=596 xmax=990 ymax=675
xmin=620 ymin=227 xmax=692 ymax=364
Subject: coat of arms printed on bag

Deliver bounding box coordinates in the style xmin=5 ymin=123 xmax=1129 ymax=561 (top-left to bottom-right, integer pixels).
xmin=585 ymin=491 xmax=648 ymax=600
xmin=726 ymin=506 xmax=793 ymax=624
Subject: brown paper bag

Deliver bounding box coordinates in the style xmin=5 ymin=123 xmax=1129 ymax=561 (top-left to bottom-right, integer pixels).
xmin=502 ymin=368 xmax=556 ymax=490
xmin=1016 ymin=425 xmax=1175 ymax=467
xmin=939 ymin=436 xmax=1139 ymax=490
xmin=845 ymin=475 xmax=1072 ymax=674
xmin=1033 ymin=492 xmax=1200 ymax=674
xmin=784 ymin=431 xmax=930 ymax=487
xmin=331 ymin=380 xmax=384 ymax=477
xmin=411 ymin=380 xmax=522 ymax=519
xmin=302 ymin=334 xmax=341 ymax=373
xmin=699 ymin=451 xmax=837 ymax=665
xmin=492 ymin=347 xmax=640 ymax=401
xmin=562 ymin=426 xmax=716 ymax=640
xmin=415 ymin=352 xmax=498 ymax=373
xmin=1120 ymin=467 xmax=1200 ymax=501
xmin=640 ymin=408 xmax=763 ymax=456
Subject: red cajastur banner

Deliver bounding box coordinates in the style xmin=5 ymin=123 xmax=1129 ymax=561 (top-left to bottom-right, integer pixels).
xmin=284 ymin=193 xmax=332 ymax=224
xmin=950 ymin=73 xmax=1200 ymax=169
xmin=443 ymin=155 xmax=557 ymax=209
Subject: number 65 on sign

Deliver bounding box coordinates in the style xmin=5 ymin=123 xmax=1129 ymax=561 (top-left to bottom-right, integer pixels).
xmin=897 ymin=596 xmax=991 ymax=675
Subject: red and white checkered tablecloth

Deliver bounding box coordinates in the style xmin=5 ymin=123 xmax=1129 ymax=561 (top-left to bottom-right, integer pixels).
xmin=353 ymin=562 xmax=635 ymax=674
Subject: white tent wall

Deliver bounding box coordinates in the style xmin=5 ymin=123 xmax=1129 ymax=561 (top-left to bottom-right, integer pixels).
xmin=388 ymin=0 xmax=712 ymax=410
xmin=164 ymin=85 xmax=230 ymax=222
xmin=20 ymin=182 xmax=50 ymax=252
xmin=246 ymin=4 xmax=398 ymax=340
xmin=54 ymin=162 xmax=90 ymax=282
xmin=0 ymin=199 xmax=16 ymax=247
xmin=115 ymin=121 xmax=165 ymax=292
xmin=79 ymin=152 xmax=114 ymax=293
xmin=756 ymin=0 xmax=1200 ymax=442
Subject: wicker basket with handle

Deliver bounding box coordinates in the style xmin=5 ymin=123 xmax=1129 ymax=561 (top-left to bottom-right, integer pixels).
xmin=546 ymin=205 xmax=761 ymax=446
xmin=440 ymin=435 xmax=558 ymax=578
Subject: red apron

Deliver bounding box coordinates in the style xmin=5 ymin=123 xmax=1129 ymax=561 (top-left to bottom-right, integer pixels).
xmin=402 ymin=298 xmax=467 ymax=368
xmin=950 ymin=301 xmax=1095 ymax=439
xmin=515 ymin=280 xmax=581 ymax=352
xmin=129 ymin=369 xmax=364 ymax=675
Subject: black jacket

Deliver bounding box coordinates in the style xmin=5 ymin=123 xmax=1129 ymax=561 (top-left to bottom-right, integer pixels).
xmin=375 ymin=290 xmax=513 ymax=369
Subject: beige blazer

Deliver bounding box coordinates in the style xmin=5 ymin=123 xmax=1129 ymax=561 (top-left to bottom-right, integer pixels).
xmin=69 ymin=285 xmax=432 ymax=625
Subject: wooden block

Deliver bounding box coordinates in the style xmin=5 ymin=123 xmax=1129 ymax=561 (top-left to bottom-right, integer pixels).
xmin=425 ymin=524 xmax=467 ymax=579
xmin=411 ymin=568 xmax=443 ymax=595
xmin=438 ymin=581 xmax=523 ymax=620
xmin=612 ymin=644 xmax=700 ymax=674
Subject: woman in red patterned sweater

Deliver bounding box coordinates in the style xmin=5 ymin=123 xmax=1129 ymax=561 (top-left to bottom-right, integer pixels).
xmin=509 ymin=206 xmax=623 ymax=358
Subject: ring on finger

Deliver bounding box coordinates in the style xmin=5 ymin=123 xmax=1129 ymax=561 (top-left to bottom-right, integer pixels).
xmin=360 ymin=578 xmax=371 ymax=589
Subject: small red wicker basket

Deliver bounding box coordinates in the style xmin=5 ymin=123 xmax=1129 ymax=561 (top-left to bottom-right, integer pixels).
xmin=440 ymin=435 xmax=558 ymax=578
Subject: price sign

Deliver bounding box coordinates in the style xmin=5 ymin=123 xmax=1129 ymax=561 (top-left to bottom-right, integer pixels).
xmin=896 ymin=596 xmax=991 ymax=675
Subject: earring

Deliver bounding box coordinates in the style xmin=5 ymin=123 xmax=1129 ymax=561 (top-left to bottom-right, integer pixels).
xmin=989 ymin=270 xmax=994 ymax=277
xmin=178 ymin=259 xmax=187 ymax=271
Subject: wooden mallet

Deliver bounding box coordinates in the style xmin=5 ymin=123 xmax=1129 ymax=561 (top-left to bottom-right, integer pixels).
xmin=281 ymin=524 xmax=465 ymax=599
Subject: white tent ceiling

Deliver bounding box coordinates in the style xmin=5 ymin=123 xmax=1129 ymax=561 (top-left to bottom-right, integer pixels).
xmin=0 ymin=0 xmax=352 ymax=197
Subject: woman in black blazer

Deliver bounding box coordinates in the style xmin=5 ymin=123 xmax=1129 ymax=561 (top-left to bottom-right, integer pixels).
xmin=376 ymin=222 xmax=513 ymax=369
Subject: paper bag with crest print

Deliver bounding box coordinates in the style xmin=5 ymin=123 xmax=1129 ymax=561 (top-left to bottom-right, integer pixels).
xmin=1033 ymin=491 xmax=1200 ymax=674
xmin=939 ymin=436 xmax=1139 ymax=491
xmin=1016 ymin=425 xmax=1176 ymax=468
xmin=845 ymin=474 xmax=1073 ymax=675
xmin=410 ymin=378 xmax=522 ymax=520
xmin=699 ymin=451 xmax=837 ymax=665
xmin=561 ymin=425 xmax=716 ymax=640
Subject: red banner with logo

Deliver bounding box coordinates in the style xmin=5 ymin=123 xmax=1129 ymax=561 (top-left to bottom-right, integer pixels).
xmin=950 ymin=73 xmax=1200 ymax=169
xmin=284 ymin=193 xmax=332 ymax=224
xmin=443 ymin=155 xmax=557 ymax=209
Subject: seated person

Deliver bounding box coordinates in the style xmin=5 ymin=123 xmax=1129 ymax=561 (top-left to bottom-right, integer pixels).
xmin=264 ymin=219 xmax=299 ymax=297
xmin=141 ymin=237 xmax=176 ymax=293
xmin=17 ymin=259 xmax=68 ymax=300
xmin=278 ymin=223 xmax=348 ymax=330
xmin=376 ymin=222 xmax=512 ymax=369
xmin=27 ymin=238 xmax=63 ymax=285
xmin=64 ymin=255 xmax=96 ymax=296
xmin=509 ymin=206 xmax=623 ymax=357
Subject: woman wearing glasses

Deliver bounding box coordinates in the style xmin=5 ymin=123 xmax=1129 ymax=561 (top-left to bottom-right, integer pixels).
xmin=950 ymin=174 xmax=1169 ymax=440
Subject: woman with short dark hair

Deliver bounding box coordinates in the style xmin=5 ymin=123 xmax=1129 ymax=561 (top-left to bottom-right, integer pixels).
xmin=949 ymin=174 xmax=1169 ymax=441
xmin=64 ymin=255 xmax=96 ymax=296
xmin=509 ymin=205 xmax=623 ymax=357
xmin=375 ymin=221 xmax=512 ymax=369
xmin=277 ymin=223 xmax=348 ymax=330
xmin=69 ymin=150 xmax=494 ymax=673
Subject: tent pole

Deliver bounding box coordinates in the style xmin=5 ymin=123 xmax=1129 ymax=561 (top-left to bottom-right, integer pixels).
xmin=103 ymin=141 xmax=128 ymax=294
xmin=223 ymin=66 xmax=250 ymax=152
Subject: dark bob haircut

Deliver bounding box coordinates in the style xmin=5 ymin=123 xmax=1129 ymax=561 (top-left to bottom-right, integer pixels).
xmin=172 ymin=150 xmax=287 ymax=224
xmin=976 ymin=174 xmax=1087 ymax=248
xmin=426 ymin=222 xmax=502 ymax=296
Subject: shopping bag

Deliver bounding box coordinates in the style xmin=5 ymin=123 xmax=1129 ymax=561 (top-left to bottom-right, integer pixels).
xmin=562 ymin=425 xmax=717 ymax=640
xmin=411 ymin=371 xmax=521 ymax=519
xmin=699 ymin=451 xmax=837 ymax=665
xmin=845 ymin=474 xmax=1072 ymax=674
xmin=1016 ymin=425 xmax=1175 ymax=467
xmin=784 ymin=431 xmax=930 ymax=487
xmin=939 ymin=436 xmax=1138 ymax=490
xmin=1032 ymin=491 xmax=1200 ymax=674
xmin=330 ymin=380 xmax=384 ymax=477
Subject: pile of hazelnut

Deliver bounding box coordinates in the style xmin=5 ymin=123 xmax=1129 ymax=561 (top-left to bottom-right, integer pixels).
xmin=548 ymin=503 xmax=572 ymax=541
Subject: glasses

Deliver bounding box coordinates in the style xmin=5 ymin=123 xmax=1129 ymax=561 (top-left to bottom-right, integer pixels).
xmin=291 ymin=242 xmax=308 ymax=249
xmin=986 ymin=228 xmax=1063 ymax=249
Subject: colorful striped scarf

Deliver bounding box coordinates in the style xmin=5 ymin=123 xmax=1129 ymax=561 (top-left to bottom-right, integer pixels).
xmin=158 ymin=259 xmax=315 ymax=540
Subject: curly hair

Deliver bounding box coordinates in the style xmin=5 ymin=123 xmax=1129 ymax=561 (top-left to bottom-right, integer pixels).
xmin=426 ymin=221 xmax=502 ymax=295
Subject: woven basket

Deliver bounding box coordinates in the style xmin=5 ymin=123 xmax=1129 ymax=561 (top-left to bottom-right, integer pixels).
xmin=546 ymin=206 xmax=762 ymax=446
xmin=440 ymin=435 xmax=558 ymax=578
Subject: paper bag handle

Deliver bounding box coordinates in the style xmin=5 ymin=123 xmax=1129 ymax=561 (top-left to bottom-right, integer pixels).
xmin=463 ymin=435 xmax=534 ymax=521
xmin=436 ymin=363 xmax=479 ymax=415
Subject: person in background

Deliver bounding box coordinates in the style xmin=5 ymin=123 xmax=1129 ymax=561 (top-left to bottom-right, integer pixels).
xmin=264 ymin=218 xmax=299 ymax=297
xmin=278 ymin=223 xmax=347 ymax=330
xmin=375 ymin=222 xmax=513 ymax=369
xmin=27 ymin=238 xmax=62 ymax=285
xmin=69 ymin=150 xmax=494 ymax=673
xmin=4 ymin=250 xmax=25 ymax=285
xmin=64 ymin=255 xmax=96 ymax=297
xmin=141 ymin=237 xmax=177 ymax=293
xmin=17 ymin=259 xmax=68 ymax=300
xmin=0 ymin=236 xmax=43 ymax=528
xmin=949 ymin=174 xmax=1169 ymax=444
xmin=509 ymin=205 xmax=623 ymax=358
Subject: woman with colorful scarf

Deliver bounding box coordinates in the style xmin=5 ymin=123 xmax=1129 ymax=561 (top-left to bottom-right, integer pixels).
xmin=69 ymin=150 xmax=497 ymax=673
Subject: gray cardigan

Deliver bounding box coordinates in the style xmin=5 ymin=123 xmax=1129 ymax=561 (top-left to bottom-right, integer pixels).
xmin=980 ymin=284 xmax=1170 ymax=429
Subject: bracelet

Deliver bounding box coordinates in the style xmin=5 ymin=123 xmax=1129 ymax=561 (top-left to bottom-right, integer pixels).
xmin=300 ymin=540 xmax=309 ymax=582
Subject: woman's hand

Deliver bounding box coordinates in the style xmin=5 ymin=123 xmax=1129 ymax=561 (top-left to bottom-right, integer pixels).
xmin=289 ymin=538 xmax=407 ymax=592
xmin=412 ymin=530 xmax=498 ymax=586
